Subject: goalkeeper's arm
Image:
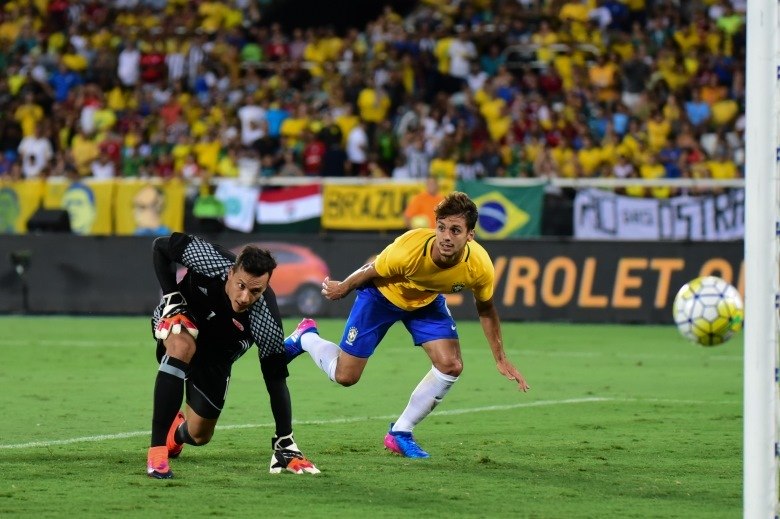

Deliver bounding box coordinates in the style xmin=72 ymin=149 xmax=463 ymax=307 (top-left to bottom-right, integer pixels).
xmin=152 ymin=235 xmax=198 ymax=340
xmin=153 ymin=235 xmax=183 ymax=293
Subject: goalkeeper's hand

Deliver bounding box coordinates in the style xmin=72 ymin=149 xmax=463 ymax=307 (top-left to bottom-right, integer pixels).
xmin=154 ymin=292 xmax=199 ymax=340
xmin=269 ymin=434 xmax=320 ymax=474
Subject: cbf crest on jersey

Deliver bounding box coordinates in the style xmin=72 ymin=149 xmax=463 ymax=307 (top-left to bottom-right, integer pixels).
xmin=459 ymin=181 xmax=544 ymax=238
xmin=451 ymin=282 xmax=465 ymax=293
xmin=345 ymin=326 xmax=359 ymax=345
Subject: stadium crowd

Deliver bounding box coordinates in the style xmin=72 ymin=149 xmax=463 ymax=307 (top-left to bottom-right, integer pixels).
xmin=0 ymin=0 xmax=746 ymax=200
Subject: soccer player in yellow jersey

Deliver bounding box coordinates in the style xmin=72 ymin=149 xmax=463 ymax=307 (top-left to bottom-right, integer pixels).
xmin=284 ymin=192 xmax=529 ymax=458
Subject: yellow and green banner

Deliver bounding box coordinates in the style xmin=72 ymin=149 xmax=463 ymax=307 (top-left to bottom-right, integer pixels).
xmin=458 ymin=181 xmax=545 ymax=238
xmin=0 ymin=179 xmax=45 ymax=234
xmin=43 ymin=179 xmax=115 ymax=235
xmin=114 ymin=179 xmax=185 ymax=236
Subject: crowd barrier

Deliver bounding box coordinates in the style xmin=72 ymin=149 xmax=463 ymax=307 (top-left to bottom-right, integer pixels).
xmin=0 ymin=177 xmax=745 ymax=240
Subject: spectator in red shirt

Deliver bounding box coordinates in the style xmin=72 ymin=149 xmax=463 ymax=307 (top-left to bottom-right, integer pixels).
xmin=301 ymin=127 xmax=326 ymax=175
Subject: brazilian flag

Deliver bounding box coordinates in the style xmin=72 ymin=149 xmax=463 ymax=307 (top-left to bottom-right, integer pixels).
xmin=458 ymin=181 xmax=545 ymax=239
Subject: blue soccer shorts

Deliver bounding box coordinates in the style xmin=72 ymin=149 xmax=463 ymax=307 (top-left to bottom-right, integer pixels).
xmin=339 ymin=285 xmax=459 ymax=358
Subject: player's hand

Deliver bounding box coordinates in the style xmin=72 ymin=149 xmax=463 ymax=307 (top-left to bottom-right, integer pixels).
xmin=155 ymin=292 xmax=199 ymax=340
xmin=497 ymin=358 xmax=530 ymax=392
xmin=321 ymin=276 xmax=347 ymax=301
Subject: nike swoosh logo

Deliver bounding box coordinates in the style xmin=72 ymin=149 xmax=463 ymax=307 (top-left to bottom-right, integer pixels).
xmin=207 ymin=311 xmax=216 ymax=320
xmin=199 ymin=286 xmax=208 ymax=295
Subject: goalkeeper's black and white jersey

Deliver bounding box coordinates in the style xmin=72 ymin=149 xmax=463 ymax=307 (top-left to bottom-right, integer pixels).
xmin=151 ymin=233 xmax=286 ymax=365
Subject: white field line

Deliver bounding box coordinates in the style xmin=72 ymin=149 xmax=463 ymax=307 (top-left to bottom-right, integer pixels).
xmin=0 ymin=396 xmax=739 ymax=450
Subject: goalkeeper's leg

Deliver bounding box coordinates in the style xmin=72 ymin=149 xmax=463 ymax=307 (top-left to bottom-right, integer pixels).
xmin=148 ymin=334 xmax=196 ymax=479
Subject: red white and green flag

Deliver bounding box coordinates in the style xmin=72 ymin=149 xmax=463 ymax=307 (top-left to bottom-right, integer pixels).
xmin=256 ymin=184 xmax=323 ymax=224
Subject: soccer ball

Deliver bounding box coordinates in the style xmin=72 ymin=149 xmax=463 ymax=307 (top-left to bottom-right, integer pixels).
xmin=673 ymin=276 xmax=744 ymax=346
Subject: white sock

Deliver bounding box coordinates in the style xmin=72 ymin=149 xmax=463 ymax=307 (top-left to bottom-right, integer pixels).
xmin=301 ymin=333 xmax=339 ymax=382
xmin=393 ymin=366 xmax=458 ymax=433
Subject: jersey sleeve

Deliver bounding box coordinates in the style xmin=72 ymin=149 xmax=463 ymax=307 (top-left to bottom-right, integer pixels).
xmin=176 ymin=233 xmax=236 ymax=278
xmin=249 ymin=287 xmax=286 ymax=360
xmin=470 ymin=246 xmax=495 ymax=302
xmin=373 ymin=232 xmax=417 ymax=278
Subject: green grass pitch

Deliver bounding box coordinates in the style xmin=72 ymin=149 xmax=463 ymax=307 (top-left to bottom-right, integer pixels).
xmin=0 ymin=316 xmax=741 ymax=518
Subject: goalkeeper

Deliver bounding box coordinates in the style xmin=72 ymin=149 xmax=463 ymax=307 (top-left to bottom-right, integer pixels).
xmin=146 ymin=232 xmax=319 ymax=478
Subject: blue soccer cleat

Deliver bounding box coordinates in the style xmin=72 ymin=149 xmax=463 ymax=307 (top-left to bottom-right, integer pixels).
xmin=284 ymin=318 xmax=318 ymax=363
xmin=383 ymin=423 xmax=430 ymax=458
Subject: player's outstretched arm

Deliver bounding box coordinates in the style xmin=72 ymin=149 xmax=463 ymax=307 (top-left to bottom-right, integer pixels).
xmin=475 ymin=297 xmax=530 ymax=392
xmin=321 ymin=262 xmax=379 ymax=300
xmin=152 ymin=235 xmax=179 ymax=293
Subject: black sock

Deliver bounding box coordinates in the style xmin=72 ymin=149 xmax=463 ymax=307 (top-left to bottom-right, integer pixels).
xmin=150 ymin=355 xmax=189 ymax=447
xmin=174 ymin=421 xmax=198 ymax=446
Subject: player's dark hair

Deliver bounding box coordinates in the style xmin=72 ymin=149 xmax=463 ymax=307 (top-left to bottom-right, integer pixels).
xmin=435 ymin=191 xmax=478 ymax=230
xmin=234 ymin=246 xmax=277 ymax=278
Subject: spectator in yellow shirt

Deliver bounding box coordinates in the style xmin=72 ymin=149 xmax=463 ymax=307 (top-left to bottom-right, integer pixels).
xmin=70 ymin=126 xmax=100 ymax=176
xmin=280 ymin=104 xmax=311 ymax=151
xmin=14 ymin=91 xmax=43 ymax=137
xmin=357 ymin=77 xmax=391 ymax=123
xmin=706 ymin=150 xmax=739 ymax=180
xmin=429 ymin=149 xmax=457 ymax=184
xmin=646 ymin=109 xmax=672 ymax=152
xmin=576 ymin=136 xmax=603 ymax=177
xmin=531 ymin=20 xmax=558 ymax=65
xmin=193 ymin=129 xmax=222 ymax=172
xmin=639 ymin=154 xmax=672 ymax=199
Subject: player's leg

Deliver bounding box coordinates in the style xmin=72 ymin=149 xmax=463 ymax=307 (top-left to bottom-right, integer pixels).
xmin=289 ymin=324 xmax=370 ymax=385
xmin=385 ymin=295 xmax=461 ymax=458
xmin=148 ymin=331 xmax=196 ymax=479
xmin=169 ymin=363 xmax=229 ymax=451
xmin=286 ymin=285 xmax=399 ymax=386
xmin=176 ymin=405 xmax=218 ymax=445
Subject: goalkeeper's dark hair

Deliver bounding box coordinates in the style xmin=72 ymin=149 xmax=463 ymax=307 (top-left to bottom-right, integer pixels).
xmin=234 ymin=245 xmax=277 ymax=278
xmin=435 ymin=191 xmax=479 ymax=231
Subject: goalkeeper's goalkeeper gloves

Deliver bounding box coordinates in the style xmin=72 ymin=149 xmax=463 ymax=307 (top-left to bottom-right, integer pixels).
xmin=154 ymin=291 xmax=199 ymax=340
xmin=269 ymin=433 xmax=320 ymax=474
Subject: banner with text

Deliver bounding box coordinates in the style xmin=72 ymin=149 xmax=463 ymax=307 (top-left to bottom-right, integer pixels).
xmin=0 ymin=179 xmax=44 ymax=234
xmin=459 ymin=181 xmax=545 ymax=238
xmin=574 ymin=188 xmax=744 ymax=241
xmin=0 ymin=234 xmax=742 ymax=324
xmin=321 ymin=183 xmax=420 ymax=230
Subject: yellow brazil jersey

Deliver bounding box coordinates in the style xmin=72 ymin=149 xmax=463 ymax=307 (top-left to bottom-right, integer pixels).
xmin=639 ymin=162 xmax=671 ymax=198
xmin=15 ymin=103 xmax=43 ymax=136
xmin=372 ymin=229 xmax=495 ymax=311
xmin=711 ymin=99 xmax=739 ymax=126
xmin=707 ymin=160 xmax=738 ymax=180
xmin=194 ymin=140 xmax=221 ymax=171
xmin=335 ymin=113 xmax=359 ymax=145
xmin=434 ymin=37 xmax=452 ymax=74
xmin=357 ymin=88 xmax=390 ymax=123
xmin=280 ymin=117 xmax=309 ymax=146
xmin=577 ymin=146 xmax=603 ymax=176
xmin=429 ymin=157 xmax=456 ymax=181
